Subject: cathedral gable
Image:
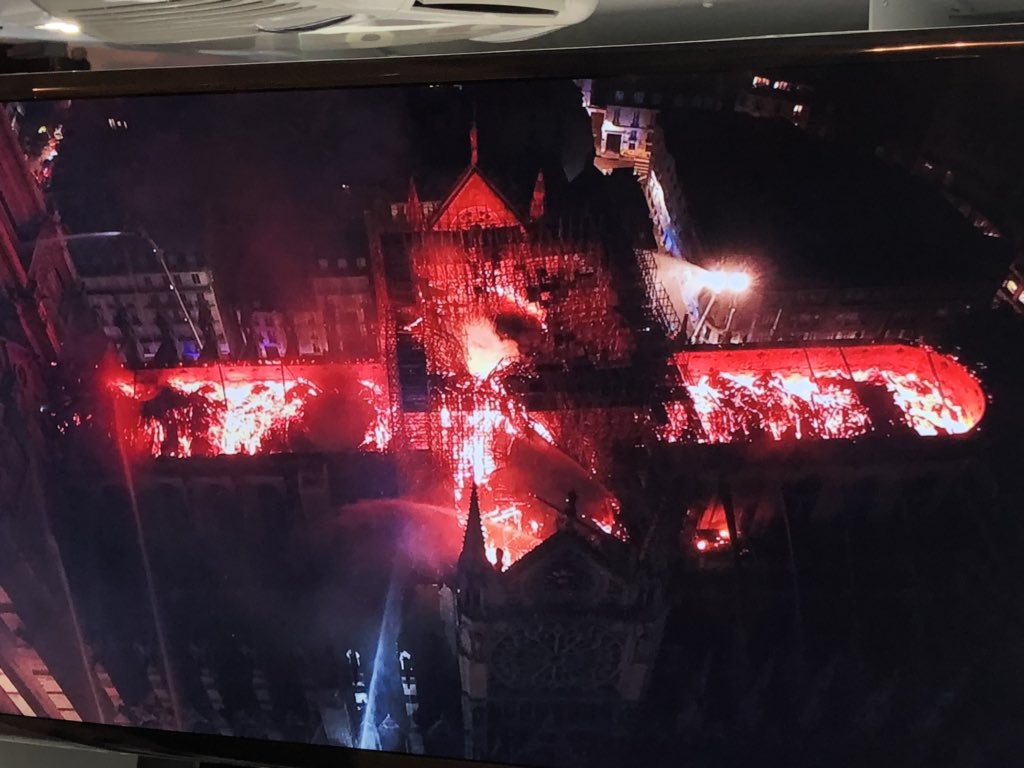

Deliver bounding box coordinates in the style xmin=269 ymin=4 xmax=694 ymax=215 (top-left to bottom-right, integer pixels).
xmin=504 ymin=531 xmax=627 ymax=608
xmin=432 ymin=170 xmax=523 ymax=232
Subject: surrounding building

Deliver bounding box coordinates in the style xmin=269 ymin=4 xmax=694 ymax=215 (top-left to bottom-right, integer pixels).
xmin=577 ymin=78 xmax=659 ymax=177
xmin=734 ymin=73 xmax=814 ymax=131
xmin=244 ymin=305 xmax=327 ymax=360
xmin=69 ymin=452 xmax=365 ymax=741
xmin=998 ymin=260 xmax=1024 ymax=314
xmin=646 ymin=108 xmax=1013 ymax=346
xmin=310 ymin=254 xmax=376 ymax=360
xmin=247 ymin=305 xmax=289 ymax=359
xmin=244 ymin=293 xmax=371 ymax=362
xmin=0 ymin=100 xmax=118 ymax=728
xmin=69 ymin=239 xmax=231 ymax=365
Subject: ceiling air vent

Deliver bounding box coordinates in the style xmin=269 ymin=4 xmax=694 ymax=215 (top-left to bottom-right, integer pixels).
xmin=40 ymin=0 xmax=347 ymax=43
xmin=413 ymin=0 xmax=562 ymax=15
xmin=259 ymin=14 xmax=351 ymax=32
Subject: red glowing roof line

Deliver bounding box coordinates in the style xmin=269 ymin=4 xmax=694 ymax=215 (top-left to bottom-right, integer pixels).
xmin=499 ymin=524 xmax=630 ymax=579
xmin=670 ymin=342 xmax=986 ymax=443
xmin=429 ymin=165 xmax=526 ymax=232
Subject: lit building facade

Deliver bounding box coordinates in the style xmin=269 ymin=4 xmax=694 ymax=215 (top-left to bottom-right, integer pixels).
xmin=0 ymin=102 xmax=120 ymax=729
xmin=311 ymin=255 xmax=376 ymax=360
xmin=998 ymin=261 xmax=1024 ymax=314
xmin=69 ymin=242 xmax=231 ymax=365
xmin=644 ymin=106 xmax=1012 ymax=347
xmin=577 ymin=78 xmax=659 ymax=177
xmin=734 ymin=73 xmax=814 ymax=130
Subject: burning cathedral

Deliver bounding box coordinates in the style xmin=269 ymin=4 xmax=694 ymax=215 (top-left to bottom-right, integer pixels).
xmin=88 ymin=122 xmax=995 ymax=760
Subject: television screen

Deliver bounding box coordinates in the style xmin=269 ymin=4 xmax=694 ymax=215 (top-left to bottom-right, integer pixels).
xmin=2 ymin=47 xmax=1024 ymax=768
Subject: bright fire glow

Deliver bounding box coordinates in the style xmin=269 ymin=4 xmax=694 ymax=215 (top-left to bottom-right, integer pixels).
xmin=409 ymin=229 xmax=633 ymax=570
xmin=699 ymin=269 xmax=751 ymax=294
xmin=464 ymin=318 xmax=519 ymax=380
xmin=665 ymin=345 xmax=985 ymax=444
xmin=115 ymin=376 xmax=319 ymax=458
xmin=437 ymin=319 xmax=621 ymax=569
xmin=359 ymin=379 xmax=392 ymax=451
xmin=438 ymin=369 xmax=554 ymax=569
xmin=679 ymin=371 xmax=871 ymax=442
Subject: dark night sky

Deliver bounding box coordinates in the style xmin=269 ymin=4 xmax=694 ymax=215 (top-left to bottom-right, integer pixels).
xmin=662 ymin=108 xmax=1011 ymax=288
xmin=48 ymin=58 xmax=1023 ymax=303
xmin=51 ymin=79 xmax=592 ymax=305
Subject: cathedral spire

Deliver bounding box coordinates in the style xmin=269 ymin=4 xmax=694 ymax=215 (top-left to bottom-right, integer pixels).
xmin=459 ymin=484 xmax=489 ymax=572
xmin=406 ymin=176 xmax=423 ymax=230
xmin=529 ymin=170 xmax=545 ymax=221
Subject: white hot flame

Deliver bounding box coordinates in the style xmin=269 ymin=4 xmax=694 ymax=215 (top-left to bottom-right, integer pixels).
xmin=464 ymin=318 xmax=519 ymax=379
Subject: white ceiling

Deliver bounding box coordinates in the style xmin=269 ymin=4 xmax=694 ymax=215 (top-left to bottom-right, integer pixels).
xmin=5 ymin=0 xmax=1024 ymax=72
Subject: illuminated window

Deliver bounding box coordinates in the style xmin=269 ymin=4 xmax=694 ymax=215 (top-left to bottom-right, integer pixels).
xmin=1 ymin=611 xmax=23 ymax=633
xmin=793 ymin=104 xmax=804 ymax=114
xmin=614 ymin=90 xmax=624 ymax=103
xmin=752 ymin=76 xmax=771 ymax=88
xmin=1005 ymin=279 xmax=1019 ymax=293
xmin=633 ymin=91 xmax=645 ymax=104
xmin=337 ymin=258 xmax=348 ymax=269
xmin=0 ymin=667 xmax=35 ymax=717
xmin=48 ymin=693 xmax=73 ymax=710
xmin=356 ymin=257 xmax=367 ymax=268
xmin=1018 ymin=292 xmax=1024 ymax=305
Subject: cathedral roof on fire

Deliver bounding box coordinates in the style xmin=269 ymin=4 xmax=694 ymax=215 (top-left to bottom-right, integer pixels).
xmin=457 ymin=486 xmax=638 ymax=607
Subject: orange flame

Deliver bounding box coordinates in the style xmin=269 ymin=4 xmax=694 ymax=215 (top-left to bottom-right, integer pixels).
xmin=115 ymin=376 xmax=320 ymax=458
xmin=358 ymin=379 xmax=392 ymax=452
xmin=665 ymin=346 xmax=984 ymax=444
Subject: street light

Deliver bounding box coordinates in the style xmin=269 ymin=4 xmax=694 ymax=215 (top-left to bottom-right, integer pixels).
xmin=688 ymin=269 xmax=751 ymax=344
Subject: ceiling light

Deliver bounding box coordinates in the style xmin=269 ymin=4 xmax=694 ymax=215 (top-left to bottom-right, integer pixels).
xmin=35 ymin=19 xmax=81 ymax=35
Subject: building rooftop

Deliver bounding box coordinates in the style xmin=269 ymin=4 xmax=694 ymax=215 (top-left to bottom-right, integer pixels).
xmin=660 ymin=110 xmax=1014 ymax=290
xmin=68 ymin=236 xmax=207 ymax=278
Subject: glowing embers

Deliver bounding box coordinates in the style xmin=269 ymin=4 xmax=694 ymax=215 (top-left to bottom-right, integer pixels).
xmin=438 ymin=319 xmax=617 ymax=569
xmin=692 ymin=501 xmax=731 ymax=553
xmin=437 ymin=375 xmax=550 ymax=569
xmin=115 ymin=376 xmax=320 ymax=458
xmin=359 ymin=379 xmax=392 ymax=452
xmin=463 ymin=317 xmax=520 ymax=380
xmin=667 ymin=344 xmax=986 ymax=444
xmin=682 ymin=371 xmax=870 ymax=442
xmin=111 ymin=363 xmax=389 ymax=459
xmin=481 ymin=500 xmax=542 ymax=572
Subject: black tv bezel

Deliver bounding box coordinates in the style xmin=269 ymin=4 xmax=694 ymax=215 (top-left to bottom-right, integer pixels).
xmin=1 ymin=20 xmax=1023 ymax=768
